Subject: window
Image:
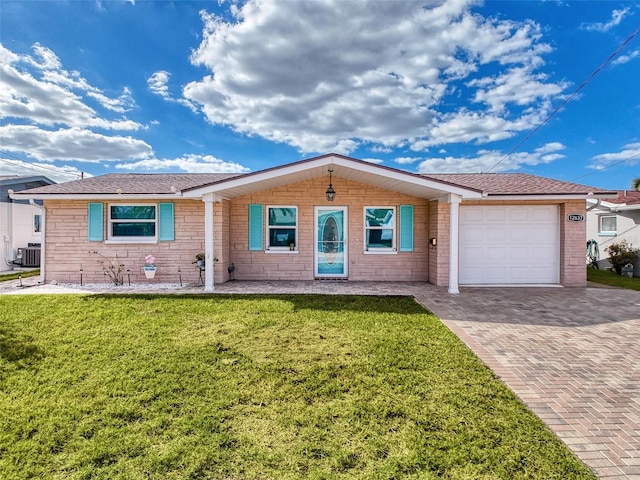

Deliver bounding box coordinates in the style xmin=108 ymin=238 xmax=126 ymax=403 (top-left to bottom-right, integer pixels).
xmin=267 ymin=206 xmax=297 ymax=251
xmin=108 ymin=204 xmax=157 ymax=242
xmin=34 ymin=214 xmax=41 ymax=233
xmin=364 ymin=207 xmax=395 ymax=252
xmin=599 ymin=215 xmax=617 ymax=235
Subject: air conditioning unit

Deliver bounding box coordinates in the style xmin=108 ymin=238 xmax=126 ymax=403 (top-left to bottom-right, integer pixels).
xmin=17 ymin=247 xmax=41 ymax=268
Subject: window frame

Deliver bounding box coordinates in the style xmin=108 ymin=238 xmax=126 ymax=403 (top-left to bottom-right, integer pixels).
xmin=33 ymin=214 xmax=41 ymax=234
xmin=266 ymin=205 xmax=298 ymax=253
xmin=598 ymin=215 xmax=617 ymax=236
xmin=107 ymin=203 xmax=158 ymax=244
xmin=363 ymin=206 xmax=396 ymax=254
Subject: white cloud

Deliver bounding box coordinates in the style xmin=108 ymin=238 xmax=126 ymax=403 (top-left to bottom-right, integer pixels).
xmin=148 ymin=70 xmax=171 ymax=99
xmin=581 ymin=8 xmax=631 ymax=33
xmin=612 ymin=49 xmax=640 ymax=65
xmin=0 ymin=125 xmax=153 ymax=162
xmin=0 ymin=42 xmax=140 ymax=130
xmin=415 ymin=142 xmax=566 ymax=173
xmin=590 ymin=143 xmax=640 ymax=169
xmin=148 ymin=70 xmax=199 ymax=113
xmin=393 ymin=157 xmax=421 ymax=165
xmin=184 ymin=0 xmax=563 ymax=153
xmin=115 ymin=154 xmax=251 ymax=173
xmin=0 ymin=157 xmax=86 ymax=183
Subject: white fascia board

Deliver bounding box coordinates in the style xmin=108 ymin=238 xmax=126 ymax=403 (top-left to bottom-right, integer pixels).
xmin=330 ymin=156 xmax=482 ymax=198
xmin=479 ymin=194 xmax=615 ymax=201
xmin=609 ymin=204 xmax=640 ymax=212
xmin=10 ymin=193 xmax=184 ymax=201
xmin=182 ymin=154 xmax=482 ymax=199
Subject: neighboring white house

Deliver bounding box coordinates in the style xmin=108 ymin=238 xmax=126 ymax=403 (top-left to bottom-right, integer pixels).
xmin=587 ymin=190 xmax=640 ymax=275
xmin=0 ymin=175 xmax=55 ymax=273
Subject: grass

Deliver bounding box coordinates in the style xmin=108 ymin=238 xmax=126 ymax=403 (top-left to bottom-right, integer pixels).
xmin=0 ymin=294 xmax=596 ymax=480
xmin=0 ymin=269 xmax=40 ymax=282
xmin=587 ymin=267 xmax=640 ymax=291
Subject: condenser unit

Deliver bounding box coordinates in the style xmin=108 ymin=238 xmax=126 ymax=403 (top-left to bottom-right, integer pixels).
xmin=17 ymin=247 xmax=41 ymax=268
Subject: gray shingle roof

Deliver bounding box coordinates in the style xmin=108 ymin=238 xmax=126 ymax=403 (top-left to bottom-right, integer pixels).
xmin=15 ymin=173 xmax=240 ymax=195
xmin=11 ymin=167 xmax=613 ymax=197
xmin=423 ymin=173 xmax=607 ymax=195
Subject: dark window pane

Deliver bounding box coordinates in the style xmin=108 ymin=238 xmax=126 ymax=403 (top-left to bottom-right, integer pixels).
xmin=269 ymin=228 xmax=296 ymax=247
xmin=366 ymin=229 xmax=393 ymax=248
xmin=112 ymin=222 xmax=156 ymax=237
xmin=365 ymin=208 xmax=394 ymax=227
xmin=268 ymin=208 xmax=296 ymax=226
xmin=111 ymin=206 xmax=156 ymax=220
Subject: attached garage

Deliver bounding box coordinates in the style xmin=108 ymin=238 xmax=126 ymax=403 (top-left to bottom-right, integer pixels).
xmin=459 ymin=205 xmax=559 ymax=285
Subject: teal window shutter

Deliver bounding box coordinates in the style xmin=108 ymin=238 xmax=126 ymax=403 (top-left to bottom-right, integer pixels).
xmin=158 ymin=203 xmax=175 ymax=241
xmin=88 ymin=203 xmax=104 ymax=241
xmin=248 ymin=204 xmax=263 ymax=251
xmin=399 ymin=205 xmax=414 ymax=252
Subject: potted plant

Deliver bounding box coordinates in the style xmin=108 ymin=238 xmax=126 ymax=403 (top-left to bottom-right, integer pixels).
xmin=193 ymin=253 xmax=205 ymax=267
xmin=144 ymin=254 xmax=156 ymax=279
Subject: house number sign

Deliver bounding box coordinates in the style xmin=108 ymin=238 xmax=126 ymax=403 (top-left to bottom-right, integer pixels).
xmin=567 ymin=214 xmax=585 ymax=222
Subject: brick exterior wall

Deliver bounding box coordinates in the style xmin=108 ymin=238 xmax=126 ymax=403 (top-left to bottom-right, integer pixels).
xmin=43 ymin=199 xmax=207 ymax=284
xmin=227 ymin=176 xmax=430 ymax=282
xmin=560 ymin=200 xmax=588 ymax=287
xmin=428 ymin=200 xmax=450 ymax=287
xmin=42 ymin=188 xmax=587 ymax=287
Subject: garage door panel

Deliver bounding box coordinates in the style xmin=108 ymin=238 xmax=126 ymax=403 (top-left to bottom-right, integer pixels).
xmin=486 ymin=208 xmax=507 ymax=221
xmin=459 ymin=206 xmax=559 ymax=285
xmin=487 ymin=227 xmax=507 ymax=242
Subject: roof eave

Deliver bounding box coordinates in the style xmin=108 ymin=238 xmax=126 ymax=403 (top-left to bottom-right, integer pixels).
xmin=10 ymin=193 xmax=184 ymax=201
xmin=182 ymin=154 xmax=483 ymax=200
xmin=478 ymin=193 xmax=617 ymax=201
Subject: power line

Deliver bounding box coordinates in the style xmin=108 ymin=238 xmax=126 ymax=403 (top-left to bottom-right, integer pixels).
xmin=487 ymin=24 xmax=640 ymax=173
xmin=0 ymin=153 xmax=82 ymax=180
xmin=571 ymin=151 xmax=640 ymax=182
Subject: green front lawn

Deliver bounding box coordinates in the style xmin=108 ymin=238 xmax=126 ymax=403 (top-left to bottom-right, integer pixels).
xmin=587 ymin=267 xmax=640 ymax=291
xmin=0 ymin=269 xmax=40 ymax=282
xmin=0 ymin=295 xmax=595 ymax=479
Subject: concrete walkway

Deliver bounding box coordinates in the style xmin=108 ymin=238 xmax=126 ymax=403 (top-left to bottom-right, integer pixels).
xmin=2 ymin=279 xmax=639 ymax=479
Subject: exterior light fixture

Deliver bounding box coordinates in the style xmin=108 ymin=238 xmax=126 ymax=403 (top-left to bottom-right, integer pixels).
xmin=325 ymin=169 xmax=336 ymax=202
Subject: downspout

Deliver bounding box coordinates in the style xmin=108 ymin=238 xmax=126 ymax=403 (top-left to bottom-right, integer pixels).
xmin=29 ymin=199 xmax=45 ymax=284
xmin=586 ymin=199 xmax=601 ymax=211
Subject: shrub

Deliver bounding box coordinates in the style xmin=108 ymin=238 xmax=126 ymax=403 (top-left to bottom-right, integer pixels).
xmin=605 ymin=240 xmax=638 ymax=274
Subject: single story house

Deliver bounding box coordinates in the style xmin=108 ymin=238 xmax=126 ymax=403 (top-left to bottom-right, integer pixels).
xmin=11 ymin=154 xmax=615 ymax=292
xmin=586 ymin=190 xmax=640 ymax=274
xmin=1 ymin=175 xmax=55 ymax=272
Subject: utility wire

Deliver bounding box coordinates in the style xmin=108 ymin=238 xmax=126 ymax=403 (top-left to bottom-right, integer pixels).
xmin=0 ymin=153 xmax=82 ymax=180
xmin=487 ymin=24 xmax=640 ymax=173
xmin=571 ymin=151 xmax=640 ymax=182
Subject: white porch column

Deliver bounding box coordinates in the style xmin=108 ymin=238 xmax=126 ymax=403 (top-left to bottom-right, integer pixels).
xmin=203 ymin=194 xmax=215 ymax=292
xmin=448 ymin=194 xmax=461 ymax=294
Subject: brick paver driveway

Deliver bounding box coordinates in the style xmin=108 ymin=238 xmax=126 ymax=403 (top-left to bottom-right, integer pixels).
xmin=413 ymin=286 xmax=640 ymax=480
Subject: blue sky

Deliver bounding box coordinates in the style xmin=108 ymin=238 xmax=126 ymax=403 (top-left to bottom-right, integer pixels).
xmin=1 ymin=0 xmax=639 ymax=189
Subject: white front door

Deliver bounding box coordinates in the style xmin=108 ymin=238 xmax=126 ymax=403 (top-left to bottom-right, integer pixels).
xmin=315 ymin=206 xmax=348 ymax=278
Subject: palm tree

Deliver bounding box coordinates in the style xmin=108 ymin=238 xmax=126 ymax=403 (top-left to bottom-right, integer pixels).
xmin=633 ymin=177 xmax=640 ymax=191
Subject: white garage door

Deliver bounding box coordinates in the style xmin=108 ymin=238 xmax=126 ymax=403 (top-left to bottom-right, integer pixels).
xmin=459 ymin=205 xmax=559 ymax=285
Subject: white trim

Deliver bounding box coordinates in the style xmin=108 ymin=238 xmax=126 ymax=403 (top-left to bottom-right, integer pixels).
xmin=10 ymin=193 xmax=183 ymax=200
xmin=107 ymin=203 xmax=158 ymax=243
xmin=266 ymin=205 xmax=298 ymax=251
xmin=363 ymin=206 xmax=396 ymax=253
xmin=598 ymin=215 xmax=617 ymax=235
xmin=204 ymin=197 xmax=215 ymax=292
xmin=314 ymin=206 xmax=348 ymax=278
xmin=478 ymin=194 xmax=614 ymax=201
xmin=183 ymin=155 xmax=482 ymax=199
xmin=448 ymin=194 xmax=461 ymax=294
